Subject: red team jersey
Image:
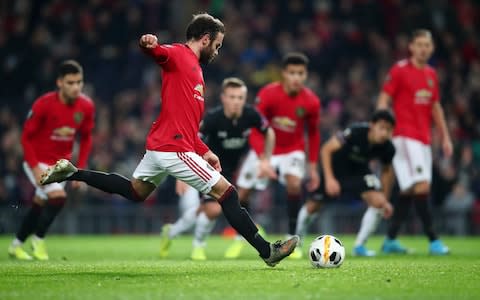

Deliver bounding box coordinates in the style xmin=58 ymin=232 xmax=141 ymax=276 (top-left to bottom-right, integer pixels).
xmin=21 ymin=91 xmax=95 ymax=168
xmin=141 ymin=43 xmax=209 ymax=155
xmin=250 ymin=82 xmax=321 ymax=163
xmin=382 ymin=59 xmax=440 ymax=145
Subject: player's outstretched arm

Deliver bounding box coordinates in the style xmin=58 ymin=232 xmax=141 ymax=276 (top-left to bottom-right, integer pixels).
xmin=380 ymin=164 xmax=395 ymax=201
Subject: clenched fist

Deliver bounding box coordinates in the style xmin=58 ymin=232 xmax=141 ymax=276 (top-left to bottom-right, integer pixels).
xmin=139 ymin=34 xmax=158 ymax=48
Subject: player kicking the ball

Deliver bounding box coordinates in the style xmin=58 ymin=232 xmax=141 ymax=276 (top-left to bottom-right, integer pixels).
xmin=159 ymin=77 xmax=276 ymax=260
xmin=294 ymin=110 xmax=395 ymax=256
xmin=41 ymin=13 xmax=298 ymax=267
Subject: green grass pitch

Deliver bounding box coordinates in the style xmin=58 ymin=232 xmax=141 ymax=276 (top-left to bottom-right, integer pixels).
xmin=0 ymin=235 xmax=479 ymax=300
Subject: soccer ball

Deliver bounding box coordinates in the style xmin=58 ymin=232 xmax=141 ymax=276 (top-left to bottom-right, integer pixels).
xmin=309 ymin=235 xmax=345 ymax=268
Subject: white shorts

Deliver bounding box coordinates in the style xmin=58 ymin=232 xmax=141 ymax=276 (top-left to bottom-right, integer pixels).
xmin=23 ymin=162 xmax=66 ymax=200
xmin=392 ymin=137 xmax=432 ymax=191
xmin=133 ymin=150 xmax=221 ymax=194
xmin=236 ymin=150 xmax=306 ymax=190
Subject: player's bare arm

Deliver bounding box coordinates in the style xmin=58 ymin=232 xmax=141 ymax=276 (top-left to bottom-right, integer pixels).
xmin=257 ymin=127 xmax=277 ymax=179
xmin=321 ymin=136 xmax=342 ymax=197
xmin=306 ymin=162 xmax=320 ymax=192
xmin=376 ymin=92 xmax=391 ymax=109
xmin=432 ymin=102 xmax=453 ymax=158
xmin=139 ymin=34 xmax=158 ymax=48
xmin=380 ymin=164 xmax=395 ymax=218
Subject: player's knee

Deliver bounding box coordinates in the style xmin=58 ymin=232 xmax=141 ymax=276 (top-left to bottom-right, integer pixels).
xmin=131 ymin=179 xmax=154 ymax=202
xmin=33 ymin=196 xmax=47 ymax=206
xmin=306 ymin=199 xmax=321 ymax=214
xmin=363 ymin=191 xmax=387 ymax=208
xmin=204 ymin=202 xmax=222 ymax=219
xmin=46 ymin=190 xmax=67 ymax=200
xmin=413 ymin=181 xmax=430 ymax=195
xmin=210 ymin=176 xmax=232 ymax=200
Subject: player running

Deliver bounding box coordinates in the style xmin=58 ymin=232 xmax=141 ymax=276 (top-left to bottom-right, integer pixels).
xmin=41 ymin=13 xmax=298 ymax=267
xmin=378 ymin=29 xmax=452 ymax=255
xmin=227 ymin=52 xmax=321 ymax=259
xmin=8 ymin=60 xmax=95 ymax=260
xmin=159 ymin=77 xmax=276 ymax=260
xmin=294 ymin=110 xmax=395 ymax=256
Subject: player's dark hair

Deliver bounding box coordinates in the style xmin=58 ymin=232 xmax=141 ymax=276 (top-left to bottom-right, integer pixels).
xmin=410 ymin=29 xmax=433 ymax=42
xmin=221 ymin=77 xmax=246 ymax=92
xmin=281 ymin=52 xmax=309 ymax=69
xmin=371 ymin=109 xmax=396 ymax=126
xmin=57 ymin=60 xmax=83 ymax=78
xmin=186 ymin=13 xmax=225 ymax=41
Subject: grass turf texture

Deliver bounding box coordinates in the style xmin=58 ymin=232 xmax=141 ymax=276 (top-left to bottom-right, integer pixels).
xmin=0 ymin=235 xmax=479 ymax=300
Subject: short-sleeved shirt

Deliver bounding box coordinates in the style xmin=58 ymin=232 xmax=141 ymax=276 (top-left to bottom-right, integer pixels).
xmin=382 ymin=59 xmax=439 ymax=145
xmin=142 ymin=43 xmax=210 ymax=155
xmin=332 ymin=123 xmax=395 ymax=176
xmin=21 ymin=91 xmax=95 ymax=168
xmin=201 ymin=105 xmax=268 ymax=178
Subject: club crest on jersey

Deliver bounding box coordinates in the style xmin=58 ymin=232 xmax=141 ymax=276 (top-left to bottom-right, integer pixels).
xmin=74 ymin=112 xmax=84 ymax=124
xmin=427 ymin=78 xmax=434 ymax=88
xmin=295 ymin=107 xmax=306 ymax=118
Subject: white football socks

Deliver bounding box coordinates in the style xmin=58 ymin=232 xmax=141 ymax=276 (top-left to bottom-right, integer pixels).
xmin=169 ymin=205 xmax=198 ymax=238
xmin=354 ymin=206 xmax=382 ymax=247
xmin=295 ymin=205 xmax=319 ymax=241
xmin=193 ymin=211 xmax=216 ymax=247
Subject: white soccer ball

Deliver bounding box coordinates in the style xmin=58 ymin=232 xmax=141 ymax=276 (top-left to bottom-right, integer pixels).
xmin=309 ymin=235 xmax=345 ymax=268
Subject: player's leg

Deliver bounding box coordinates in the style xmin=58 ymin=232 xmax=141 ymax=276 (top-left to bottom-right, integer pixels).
xmin=160 ymin=184 xmax=200 ymax=258
xmin=191 ymin=199 xmax=221 ymax=261
xmin=41 ymin=154 xmax=159 ymax=202
xmin=278 ymin=151 xmax=306 ymax=259
xmin=383 ymin=137 xmax=417 ymax=253
xmin=412 ymin=181 xmax=449 ymax=255
xmin=355 ymin=188 xmax=390 ymax=257
xmin=295 ymin=198 xmax=321 ymax=241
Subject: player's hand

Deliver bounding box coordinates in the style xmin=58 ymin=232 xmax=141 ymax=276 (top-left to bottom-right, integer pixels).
xmin=442 ymin=138 xmax=453 ymax=158
xmin=139 ymin=34 xmax=158 ymax=49
xmin=325 ymin=177 xmax=341 ymax=197
xmin=382 ymin=202 xmax=393 ymax=219
xmin=70 ymin=181 xmax=85 ymax=190
xmin=257 ymin=158 xmax=277 ymax=179
xmin=203 ymin=150 xmax=222 ymax=172
xmin=306 ymin=167 xmax=320 ymax=192
xmin=175 ymin=180 xmax=189 ymax=196
xmin=32 ymin=166 xmax=44 ymax=186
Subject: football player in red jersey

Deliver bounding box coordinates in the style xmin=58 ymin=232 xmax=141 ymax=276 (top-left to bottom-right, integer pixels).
xmin=41 ymin=13 xmax=298 ymax=267
xmin=376 ymin=29 xmax=452 ymax=255
xmin=8 ymin=60 xmax=95 ymax=260
xmin=231 ymin=52 xmax=321 ymax=259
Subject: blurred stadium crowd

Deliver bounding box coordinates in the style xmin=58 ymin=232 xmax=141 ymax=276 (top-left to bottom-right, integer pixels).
xmin=0 ymin=0 xmax=479 ymax=234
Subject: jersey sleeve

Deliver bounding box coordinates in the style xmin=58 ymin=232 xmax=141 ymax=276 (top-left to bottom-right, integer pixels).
xmin=432 ymin=70 xmax=440 ymax=103
xmin=76 ymin=102 xmax=95 ymax=168
xmin=21 ymin=99 xmax=45 ymax=168
xmin=306 ymin=96 xmax=321 ymax=163
xmin=382 ymin=65 xmax=400 ymax=97
xmin=380 ymin=142 xmax=396 ymax=165
xmin=250 ymin=89 xmax=271 ymax=154
xmin=140 ymin=43 xmax=173 ymax=65
xmin=250 ymin=107 xmax=269 ymax=134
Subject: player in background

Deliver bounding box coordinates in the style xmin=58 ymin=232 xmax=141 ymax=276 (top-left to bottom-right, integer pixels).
xmin=294 ymin=110 xmax=395 ymax=256
xmin=159 ymin=77 xmax=276 ymax=260
xmin=377 ymin=29 xmax=452 ymax=255
xmin=41 ymin=14 xmax=298 ymax=267
xmin=8 ymin=60 xmax=95 ymax=260
xmin=227 ymin=52 xmax=321 ymax=259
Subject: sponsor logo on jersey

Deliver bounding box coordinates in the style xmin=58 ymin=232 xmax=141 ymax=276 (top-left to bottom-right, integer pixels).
xmin=74 ymin=112 xmax=84 ymax=124
xmin=222 ymin=137 xmax=247 ymax=149
xmin=271 ymin=116 xmax=297 ymax=132
xmin=193 ymin=84 xmax=205 ymax=102
xmin=51 ymin=126 xmax=76 ymax=141
xmin=414 ymin=89 xmax=432 ymax=104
